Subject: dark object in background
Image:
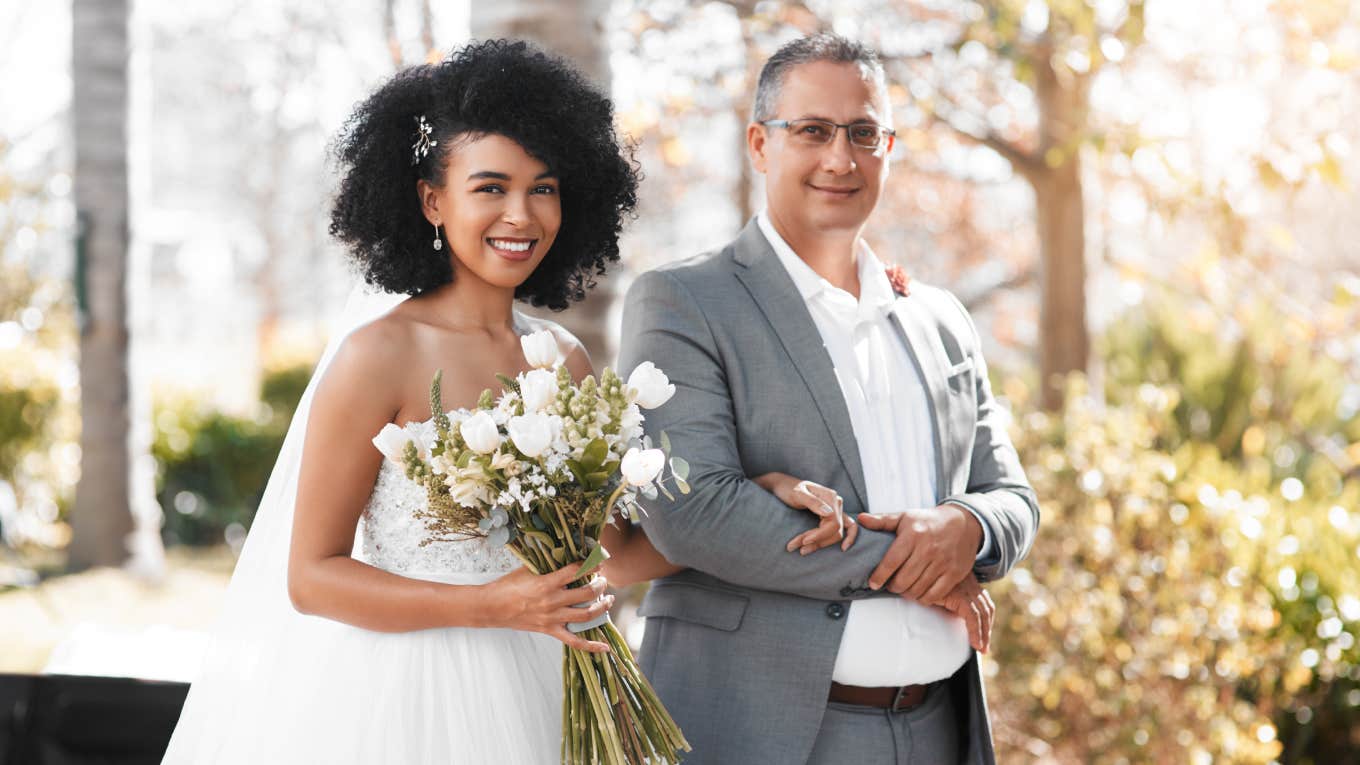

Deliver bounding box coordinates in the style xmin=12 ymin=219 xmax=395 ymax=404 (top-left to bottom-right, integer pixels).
xmin=0 ymin=674 xmax=188 ymax=765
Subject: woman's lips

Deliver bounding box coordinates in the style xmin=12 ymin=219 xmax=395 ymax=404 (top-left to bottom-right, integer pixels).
xmin=486 ymin=237 xmax=537 ymax=262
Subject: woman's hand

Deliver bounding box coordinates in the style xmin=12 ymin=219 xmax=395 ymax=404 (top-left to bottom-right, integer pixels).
xmin=753 ymin=472 xmax=859 ymax=554
xmin=483 ymin=564 xmax=614 ymax=653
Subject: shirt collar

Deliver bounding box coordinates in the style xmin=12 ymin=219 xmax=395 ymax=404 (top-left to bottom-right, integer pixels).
xmin=757 ymin=210 xmax=899 ymax=320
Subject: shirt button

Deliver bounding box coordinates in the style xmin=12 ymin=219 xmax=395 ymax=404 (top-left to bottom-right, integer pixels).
xmin=826 ymin=603 xmax=845 ymax=620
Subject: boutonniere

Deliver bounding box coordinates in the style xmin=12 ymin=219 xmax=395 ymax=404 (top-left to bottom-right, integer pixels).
xmin=885 ymin=264 xmax=912 ymax=298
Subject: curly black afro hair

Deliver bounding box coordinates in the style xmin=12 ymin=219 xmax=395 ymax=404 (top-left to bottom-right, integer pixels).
xmin=329 ymin=39 xmax=640 ymax=308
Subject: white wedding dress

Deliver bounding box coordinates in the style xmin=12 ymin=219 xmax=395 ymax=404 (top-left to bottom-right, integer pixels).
xmin=163 ymin=292 xmax=563 ymax=764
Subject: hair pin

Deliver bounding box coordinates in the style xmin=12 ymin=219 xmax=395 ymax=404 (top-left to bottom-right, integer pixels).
xmin=411 ymin=115 xmax=437 ymax=166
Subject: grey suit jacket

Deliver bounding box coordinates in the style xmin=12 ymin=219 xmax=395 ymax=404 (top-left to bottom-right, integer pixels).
xmin=617 ymin=220 xmax=1040 ymax=765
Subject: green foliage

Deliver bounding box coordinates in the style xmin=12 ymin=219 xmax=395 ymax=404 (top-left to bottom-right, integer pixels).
xmin=0 ymin=260 xmax=79 ymax=552
xmin=0 ymin=387 xmax=56 ymax=481
xmin=1102 ymin=297 xmax=1358 ymax=462
xmin=990 ymin=301 xmax=1360 ymax=763
xmin=153 ymin=362 xmax=311 ymax=546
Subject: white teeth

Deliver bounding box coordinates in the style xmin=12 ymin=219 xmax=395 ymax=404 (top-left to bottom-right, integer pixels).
xmin=488 ymin=239 xmax=532 ymax=252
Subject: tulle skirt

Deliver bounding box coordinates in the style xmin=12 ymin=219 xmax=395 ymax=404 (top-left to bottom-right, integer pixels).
xmin=162 ymin=571 xmax=563 ymax=764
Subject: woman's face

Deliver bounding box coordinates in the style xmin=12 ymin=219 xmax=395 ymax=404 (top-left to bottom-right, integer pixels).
xmin=418 ymin=133 xmax=562 ymax=292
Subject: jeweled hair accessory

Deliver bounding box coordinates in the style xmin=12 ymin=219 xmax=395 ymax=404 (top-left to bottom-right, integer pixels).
xmin=411 ymin=115 xmax=437 ymax=166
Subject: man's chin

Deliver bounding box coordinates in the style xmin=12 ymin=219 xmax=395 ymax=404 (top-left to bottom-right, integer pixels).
xmin=803 ymin=206 xmax=873 ymax=234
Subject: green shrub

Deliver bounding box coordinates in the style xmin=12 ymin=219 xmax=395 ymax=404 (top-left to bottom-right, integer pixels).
xmin=990 ymin=293 xmax=1360 ymax=763
xmin=153 ymin=362 xmax=312 ymax=547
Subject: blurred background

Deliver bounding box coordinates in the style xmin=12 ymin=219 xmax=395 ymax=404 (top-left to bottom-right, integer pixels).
xmin=2 ymin=0 xmax=1359 ymax=762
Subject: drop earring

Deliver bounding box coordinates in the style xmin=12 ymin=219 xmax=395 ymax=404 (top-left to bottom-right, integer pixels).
xmin=432 ymin=223 xmax=443 ymax=251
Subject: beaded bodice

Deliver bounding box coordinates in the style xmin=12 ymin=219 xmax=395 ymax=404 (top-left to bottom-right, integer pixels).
xmin=356 ymin=419 xmax=518 ymax=577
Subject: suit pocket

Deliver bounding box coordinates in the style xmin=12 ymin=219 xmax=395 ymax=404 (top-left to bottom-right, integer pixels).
xmin=638 ymin=581 xmax=749 ymax=632
xmin=945 ymin=358 xmax=976 ymax=394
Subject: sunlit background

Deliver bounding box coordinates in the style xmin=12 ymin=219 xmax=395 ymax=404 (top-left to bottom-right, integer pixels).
xmin=2 ymin=1 xmax=1359 ymax=762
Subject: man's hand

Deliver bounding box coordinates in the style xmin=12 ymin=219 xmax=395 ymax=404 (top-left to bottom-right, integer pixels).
xmin=925 ymin=574 xmax=994 ymax=653
xmin=856 ymin=504 xmax=982 ymax=602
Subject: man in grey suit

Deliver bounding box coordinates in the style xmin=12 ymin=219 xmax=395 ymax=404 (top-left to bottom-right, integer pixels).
xmin=617 ymin=33 xmax=1039 ymax=764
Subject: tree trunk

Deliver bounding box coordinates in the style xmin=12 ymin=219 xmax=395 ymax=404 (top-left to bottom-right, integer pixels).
xmin=1031 ymin=43 xmax=1090 ymax=411
xmin=471 ymin=0 xmax=618 ymax=367
xmin=70 ymin=0 xmax=136 ymax=570
xmin=1032 ymin=157 xmax=1088 ymax=411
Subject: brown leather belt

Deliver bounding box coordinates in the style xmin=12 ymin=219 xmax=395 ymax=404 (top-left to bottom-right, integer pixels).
xmin=828 ymin=681 xmax=932 ymax=712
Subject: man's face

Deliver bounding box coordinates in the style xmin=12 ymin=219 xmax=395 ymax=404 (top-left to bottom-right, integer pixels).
xmin=748 ymin=60 xmax=892 ymax=237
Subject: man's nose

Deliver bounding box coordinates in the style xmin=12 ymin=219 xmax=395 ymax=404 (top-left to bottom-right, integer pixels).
xmin=819 ymin=128 xmax=857 ymax=175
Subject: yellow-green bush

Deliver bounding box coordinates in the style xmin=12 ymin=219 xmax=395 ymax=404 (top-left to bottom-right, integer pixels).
xmin=988 ymin=290 xmax=1360 ymax=764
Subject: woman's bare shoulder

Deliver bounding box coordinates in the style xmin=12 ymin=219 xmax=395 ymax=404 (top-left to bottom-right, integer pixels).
xmin=316 ymin=308 xmax=425 ymax=407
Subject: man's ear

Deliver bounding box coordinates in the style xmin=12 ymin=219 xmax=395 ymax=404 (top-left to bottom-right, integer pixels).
xmin=416 ymin=180 xmax=441 ymax=225
xmin=746 ymin=122 xmax=769 ymax=174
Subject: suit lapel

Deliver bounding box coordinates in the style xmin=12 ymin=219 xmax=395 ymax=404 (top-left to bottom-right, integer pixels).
xmin=731 ymin=222 xmax=869 ymax=511
xmin=888 ymin=297 xmax=953 ymax=502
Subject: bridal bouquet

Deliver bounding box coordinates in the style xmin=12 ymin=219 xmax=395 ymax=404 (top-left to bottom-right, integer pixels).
xmin=374 ymin=330 xmax=691 ymax=765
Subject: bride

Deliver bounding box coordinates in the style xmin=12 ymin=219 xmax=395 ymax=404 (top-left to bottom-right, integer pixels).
xmin=163 ymin=40 xmax=641 ymax=763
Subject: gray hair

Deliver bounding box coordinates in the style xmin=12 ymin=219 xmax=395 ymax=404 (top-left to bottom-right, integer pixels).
xmin=751 ymin=34 xmax=888 ymax=123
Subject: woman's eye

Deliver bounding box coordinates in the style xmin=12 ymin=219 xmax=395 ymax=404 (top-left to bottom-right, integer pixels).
xmin=533 ymin=185 xmax=558 ymax=195
xmin=475 ymin=184 xmax=504 ymax=194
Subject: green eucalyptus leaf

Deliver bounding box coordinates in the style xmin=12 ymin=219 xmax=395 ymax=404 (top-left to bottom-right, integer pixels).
xmin=669 ymin=457 xmax=690 ymax=481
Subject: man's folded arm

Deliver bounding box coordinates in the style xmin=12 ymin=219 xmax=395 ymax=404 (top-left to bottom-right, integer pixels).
xmin=940 ymin=292 xmax=1041 ymax=583
xmin=618 ymin=269 xmax=897 ymax=602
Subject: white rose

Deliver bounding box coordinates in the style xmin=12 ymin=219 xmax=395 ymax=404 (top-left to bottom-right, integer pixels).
xmin=371 ymin=423 xmax=414 ymax=461
xmin=621 ymin=447 xmax=665 ymax=486
xmin=518 ymin=368 xmax=558 ymax=413
xmin=508 ymin=412 xmax=559 ymax=458
xmin=520 ymin=329 xmax=561 ymax=369
xmin=459 ymin=411 xmax=501 ymax=454
xmin=627 ymin=362 xmax=676 ymax=409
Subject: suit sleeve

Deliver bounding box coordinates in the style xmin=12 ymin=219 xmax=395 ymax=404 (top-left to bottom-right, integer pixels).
xmin=939 ymin=292 xmax=1041 ymax=583
xmin=617 ymin=268 xmax=900 ymax=602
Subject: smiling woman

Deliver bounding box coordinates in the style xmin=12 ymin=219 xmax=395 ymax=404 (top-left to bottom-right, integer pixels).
xmin=329 ymin=39 xmax=640 ymax=309
xmin=161 ymin=39 xmax=645 ymax=765
xmin=417 ymin=134 xmax=564 ymax=291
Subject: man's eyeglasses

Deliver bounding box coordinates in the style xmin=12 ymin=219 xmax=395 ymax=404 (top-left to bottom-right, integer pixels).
xmin=760 ymin=119 xmax=896 ymax=151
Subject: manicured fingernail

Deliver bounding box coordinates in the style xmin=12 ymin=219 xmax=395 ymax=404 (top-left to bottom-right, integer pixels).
xmin=869 ymin=581 xmax=881 ymax=590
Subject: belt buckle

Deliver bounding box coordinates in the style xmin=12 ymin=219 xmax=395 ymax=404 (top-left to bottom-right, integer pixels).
xmin=891 ymin=685 xmax=910 ymax=712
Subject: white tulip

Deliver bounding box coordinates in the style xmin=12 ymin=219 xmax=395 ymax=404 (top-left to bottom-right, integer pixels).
xmin=621 ymin=447 xmax=666 ymax=486
xmin=508 ymin=412 xmax=558 ymax=458
xmin=520 ymin=329 xmax=561 ymax=369
xmin=518 ymin=368 xmax=558 ymax=413
xmin=627 ymin=362 xmax=676 ymax=409
xmin=371 ymin=423 xmax=414 ymax=461
xmin=459 ymin=411 xmax=501 ymax=454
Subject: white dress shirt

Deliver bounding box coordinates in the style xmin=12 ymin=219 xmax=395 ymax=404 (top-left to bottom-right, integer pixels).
xmin=757 ymin=211 xmax=983 ymax=687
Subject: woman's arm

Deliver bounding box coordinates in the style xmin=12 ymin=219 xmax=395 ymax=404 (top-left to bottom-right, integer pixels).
xmin=285 ymin=325 xmax=611 ymax=652
xmin=600 ymin=520 xmax=684 ymax=588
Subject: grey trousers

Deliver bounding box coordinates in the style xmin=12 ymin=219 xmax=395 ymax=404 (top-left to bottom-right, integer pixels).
xmin=805 ymin=682 xmax=960 ymax=764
